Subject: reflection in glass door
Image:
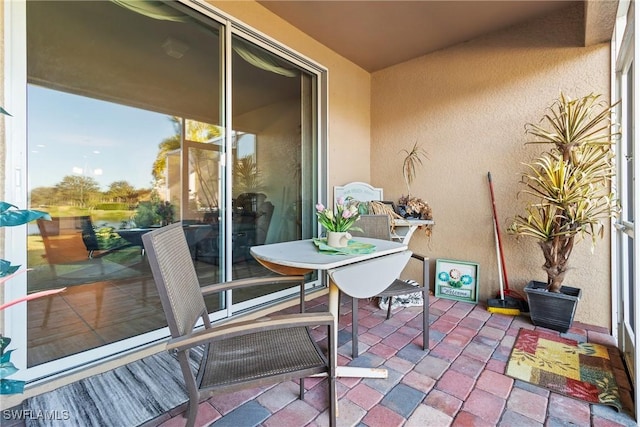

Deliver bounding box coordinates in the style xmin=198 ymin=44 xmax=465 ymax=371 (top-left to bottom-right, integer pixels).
xmin=229 ymin=34 xmax=318 ymax=308
xmin=24 ymin=0 xmax=224 ymax=369
xmin=182 ymin=120 xmax=226 ymax=309
xmin=15 ymin=0 xmax=322 ymax=379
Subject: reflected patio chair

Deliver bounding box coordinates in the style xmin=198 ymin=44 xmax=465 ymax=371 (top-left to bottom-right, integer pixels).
xmin=347 ymin=214 xmax=430 ymax=358
xmin=79 ymin=216 xmax=134 ymax=258
xmin=35 ymin=216 xmax=146 ymax=329
xmin=142 ymin=223 xmax=336 ymax=427
xmin=36 ymin=216 xmax=109 ymax=283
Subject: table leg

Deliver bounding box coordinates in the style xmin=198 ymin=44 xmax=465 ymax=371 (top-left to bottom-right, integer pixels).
xmin=254 ymin=256 xmax=389 ymax=380
xmin=328 ymin=278 xmax=388 ymax=380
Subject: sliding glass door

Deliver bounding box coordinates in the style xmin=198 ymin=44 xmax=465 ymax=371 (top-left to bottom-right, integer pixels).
xmin=7 ymin=0 xmax=323 ymax=379
xmin=230 ymin=33 xmax=317 ymax=305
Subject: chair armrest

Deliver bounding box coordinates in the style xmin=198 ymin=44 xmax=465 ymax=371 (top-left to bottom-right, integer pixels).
xmin=200 ymin=275 xmax=305 ymax=296
xmin=410 ymin=253 xmax=428 ymax=262
xmin=409 ymin=253 xmax=430 ymax=289
xmin=166 ymin=312 xmax=334 ymax=352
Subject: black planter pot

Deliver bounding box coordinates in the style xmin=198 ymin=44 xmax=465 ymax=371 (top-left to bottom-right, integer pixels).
xmin=524 ymin=280 xmax=582 ymax=333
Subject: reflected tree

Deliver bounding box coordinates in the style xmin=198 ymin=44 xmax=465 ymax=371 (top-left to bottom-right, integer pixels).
xmin=152 ymin=137 xmax=181 ymax=186
xmin=185 ymin=120 xmax=223 ymax=212
xmin=30 ymin=186 xmax=59 ymax=207
xmin=107 ymin=180 xmax=136 ymax=204
xmin=233 ymin=155 xmax=264 ymax=194
xmin=55 ymin=175 xmax=101 ymax=208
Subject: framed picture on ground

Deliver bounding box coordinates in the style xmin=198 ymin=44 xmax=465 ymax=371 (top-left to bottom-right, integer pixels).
xmin=435 ymin=259 xmax=479 ymax=303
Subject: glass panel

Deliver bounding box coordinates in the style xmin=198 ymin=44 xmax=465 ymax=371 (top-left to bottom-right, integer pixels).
xmin=230 ymin=35 xmax=317 ymax=304
xmin=183 ymin=120 xmax=225 ymax=303
xmin=626 ymin=64 xmax=635 ymax=223
xmin=23 ymin=0 xmax=321 ymax=370
xmin=624 ymin=63 xmax=635 ymax=335
xmin=25 ymin=1 xmax=223 ymax=366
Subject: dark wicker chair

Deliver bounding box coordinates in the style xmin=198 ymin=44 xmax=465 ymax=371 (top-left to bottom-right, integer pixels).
xmin=142 ymin=223 xmax=336 ymax=427
xmin=347 ymin=214 xmax=430 ymax=358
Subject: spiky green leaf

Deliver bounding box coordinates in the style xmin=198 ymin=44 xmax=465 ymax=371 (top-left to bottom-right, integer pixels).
xmin=0 ymin=361 xmax=19 ymax=379
xmin=0 ymin=259 xmax=20 ymax=278
xmin=0 ymin=337 xmax=10 ymax=354
xmin=0 ymin=378 xmax=25 ymax=394
xmin=0 ymin=203 xmax=50 ymax=227
xmin=0 ymin=349 xmax=15 ymax=364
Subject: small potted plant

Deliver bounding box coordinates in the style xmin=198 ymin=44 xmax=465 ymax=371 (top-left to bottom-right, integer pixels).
xmin=508 ymin=93 xmax=619 ymax=332
xmin=396 ymin=141 xmax=434 ymax=237
xmin=397 ymin=141 xmax=430 ymax=217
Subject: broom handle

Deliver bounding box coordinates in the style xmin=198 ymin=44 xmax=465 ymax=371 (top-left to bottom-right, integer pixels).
xmin=488 ymin=172 xmax=510 ymax=290
xmin=493 ymin=213 xmax=505 ymax=300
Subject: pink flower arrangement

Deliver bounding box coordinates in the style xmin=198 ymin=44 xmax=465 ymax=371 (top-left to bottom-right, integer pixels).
xmin=315 ymin=197 xmax=362 ymax=232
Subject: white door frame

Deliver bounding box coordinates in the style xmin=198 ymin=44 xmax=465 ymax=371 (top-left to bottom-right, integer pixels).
xmin=613 ymin=0 xmax=639 ymax=422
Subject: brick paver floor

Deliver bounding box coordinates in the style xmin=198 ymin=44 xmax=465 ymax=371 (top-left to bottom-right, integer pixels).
xmin=6 ymin=293 xmax=636 ymax=427
xmin=149 ymin=293 xmax=637 ymax=427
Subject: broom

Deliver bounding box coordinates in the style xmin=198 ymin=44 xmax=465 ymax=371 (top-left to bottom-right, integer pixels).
xmin=486 ymin=172 xmax=527 ymax=315
xmin=487 ymin=216 xmax=522 ymax=315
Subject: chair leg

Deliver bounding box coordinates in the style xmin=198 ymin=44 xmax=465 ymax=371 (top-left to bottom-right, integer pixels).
xmin=185 ymin=395 xmax=198 ymax=427
xmin=42 ymin=296 xmax=53 ymax=328
xmin=423 ymin=290 xmax=429 ymax=351
xmin=329 ymin=375 xmax=337 ymax=427
xmin=352 ymin=296 xmax=359 ymax=358
xmin=328 ymin=323 xmax=337 ymax=427
xmin=386 ymin=297 xmax=393 ymax=320
xmin=422 ymin=258 xmax=430 ymax=351
xmin=299 ymin=282 xmax=306 ymax=397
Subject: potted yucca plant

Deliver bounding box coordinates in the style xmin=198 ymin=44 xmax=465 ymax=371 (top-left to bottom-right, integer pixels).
xmin=508 ymin=93 xmax=619 ymax=332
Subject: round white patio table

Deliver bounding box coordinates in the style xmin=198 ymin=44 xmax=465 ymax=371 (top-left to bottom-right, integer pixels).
xmin=250 ymin=237 xmax=410 ymax=380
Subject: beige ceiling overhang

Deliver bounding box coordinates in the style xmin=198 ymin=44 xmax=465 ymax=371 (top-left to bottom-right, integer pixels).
xmin=26 ymin=1 xmax=618 ymax=121
xmin=257 ymin=0 xmax=619 ymax=72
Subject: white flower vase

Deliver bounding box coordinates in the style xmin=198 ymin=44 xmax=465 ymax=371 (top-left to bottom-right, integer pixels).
xmin=327 ymin=231 xmax=352 ymax=248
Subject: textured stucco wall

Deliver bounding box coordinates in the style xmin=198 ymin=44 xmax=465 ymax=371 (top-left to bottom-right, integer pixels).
xmin=371 ymin=3 xmax=611 ymax=329
xmin=209 ymin=0 xmax=372 ymax=195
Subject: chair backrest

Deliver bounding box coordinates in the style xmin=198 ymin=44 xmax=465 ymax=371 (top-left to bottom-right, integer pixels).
xmin=79 ymin=216 xmax=100 ymax=252
xmin=37 ymin=216 xmax=91 ymax=263
xmin=329 ymin=250 xmax=412 ymax=298
xmin=142 ymin=223 xmax=207 ymax=338
xmin=350 ymin=214 xmax=391 ymax=241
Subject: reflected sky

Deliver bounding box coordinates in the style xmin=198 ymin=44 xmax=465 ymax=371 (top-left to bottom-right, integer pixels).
xmin=28 ymin=85 xmax=176 ymax=191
